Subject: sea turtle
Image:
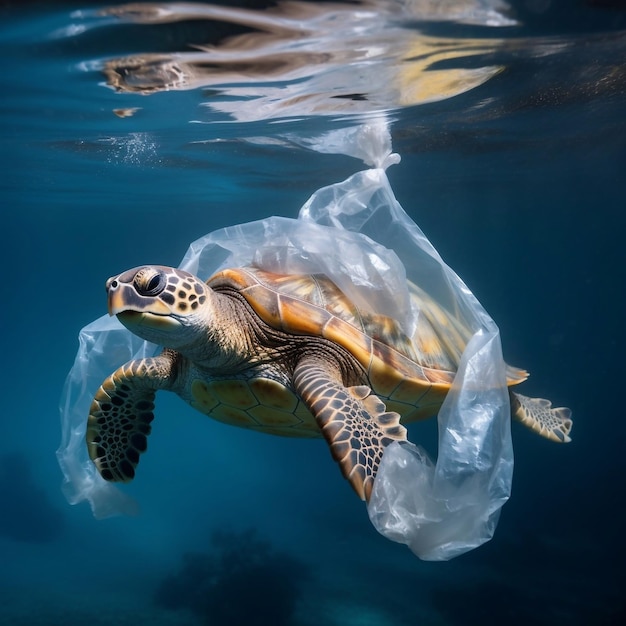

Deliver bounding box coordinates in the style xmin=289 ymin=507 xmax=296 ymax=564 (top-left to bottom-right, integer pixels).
xmin=86 ymin=265 xmax=572 ymax=500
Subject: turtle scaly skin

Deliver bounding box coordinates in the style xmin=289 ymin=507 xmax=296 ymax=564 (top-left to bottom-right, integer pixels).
xmin=87 ymin=265 xmax=572 ymax=501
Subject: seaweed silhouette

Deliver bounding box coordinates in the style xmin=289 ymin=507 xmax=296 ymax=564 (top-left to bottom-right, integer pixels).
xmin=155 ymin=528 xmax=308 ymax=625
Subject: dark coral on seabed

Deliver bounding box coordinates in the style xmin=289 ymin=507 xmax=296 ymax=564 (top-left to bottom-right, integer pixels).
xmin=154 ymin=528 xmax=308 ymax=626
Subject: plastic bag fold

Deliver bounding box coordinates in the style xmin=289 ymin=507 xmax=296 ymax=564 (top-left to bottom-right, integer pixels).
xmin=367 ymin=329 xmax=512 ymax=561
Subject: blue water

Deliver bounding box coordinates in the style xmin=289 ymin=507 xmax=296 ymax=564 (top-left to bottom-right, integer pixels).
xmin=1 ymin=0 xmax=625 ymax=624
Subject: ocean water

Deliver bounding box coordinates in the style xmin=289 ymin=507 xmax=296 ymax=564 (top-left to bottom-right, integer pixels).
xmin=1 ymin=0 xmax=625 ymax=624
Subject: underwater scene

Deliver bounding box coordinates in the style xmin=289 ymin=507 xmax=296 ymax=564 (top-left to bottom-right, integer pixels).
xmin=1 ymin=0 xmax=625 ymax=624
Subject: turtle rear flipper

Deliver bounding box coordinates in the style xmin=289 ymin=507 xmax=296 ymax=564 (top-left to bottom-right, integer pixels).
xmin=294 ymin=357 xmax=406 ymax=501
xmin=511 ymin=392 xmax=572 ymax=443
xmin=86 ymin=354 xmax=175 ymax=482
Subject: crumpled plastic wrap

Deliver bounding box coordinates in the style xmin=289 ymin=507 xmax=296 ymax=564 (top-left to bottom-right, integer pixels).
xmin=57 ymin=122 xmax=512 ymax=560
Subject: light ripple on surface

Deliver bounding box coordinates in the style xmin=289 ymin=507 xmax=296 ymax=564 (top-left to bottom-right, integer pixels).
xmin=71 ymin=0 xmax=514 ymax=121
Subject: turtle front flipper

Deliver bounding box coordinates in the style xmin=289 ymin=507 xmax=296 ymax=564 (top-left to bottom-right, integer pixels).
xmin=510 ymin=391 xmax=573 ymax=443
xmin=293 ymin=357 xmax=406 ymax=501
xmin=86 ymin=352 xmax=177 ymax=482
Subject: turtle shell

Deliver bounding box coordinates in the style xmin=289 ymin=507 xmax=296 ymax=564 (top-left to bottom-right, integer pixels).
xmin=208 ymin=267 xmax=525 ymax=424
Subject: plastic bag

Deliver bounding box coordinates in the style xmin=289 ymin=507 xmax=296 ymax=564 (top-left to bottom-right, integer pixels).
xmin=57 ymin=123 xmax=512 ymax=560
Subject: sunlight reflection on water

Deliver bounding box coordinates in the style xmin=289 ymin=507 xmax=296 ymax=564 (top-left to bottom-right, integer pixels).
xmin=27 ymin=0 xmax=622 ymax=169
xmin=69 ymin=0 xmax=515 ymax=121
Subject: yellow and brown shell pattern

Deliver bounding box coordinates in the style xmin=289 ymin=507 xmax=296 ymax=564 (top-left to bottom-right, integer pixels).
xmin=189 ymin=267 xmax=527 ymax=438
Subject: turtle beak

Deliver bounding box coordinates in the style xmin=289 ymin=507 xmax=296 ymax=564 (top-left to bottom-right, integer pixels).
xmin=108 ymin=288 xmax=127 ymax=316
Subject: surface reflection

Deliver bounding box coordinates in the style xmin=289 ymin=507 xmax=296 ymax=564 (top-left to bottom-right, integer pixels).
xmin=91 ymin=0 xmax=513 ymax=119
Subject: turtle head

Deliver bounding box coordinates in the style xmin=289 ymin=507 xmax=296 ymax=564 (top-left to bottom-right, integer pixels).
xmin=106 ymin=265 xmax=213 ymax=348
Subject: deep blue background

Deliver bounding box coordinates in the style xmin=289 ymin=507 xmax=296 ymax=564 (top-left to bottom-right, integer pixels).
xmin=1 ymin=1 xmax=624 ymax=624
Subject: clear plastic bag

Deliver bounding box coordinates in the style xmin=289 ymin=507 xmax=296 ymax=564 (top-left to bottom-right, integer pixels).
xmin=58 ymin=123 xmax=512 ymax=560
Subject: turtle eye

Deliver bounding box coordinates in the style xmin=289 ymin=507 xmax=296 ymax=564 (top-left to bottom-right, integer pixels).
xmin=134 ymin=268 xmax=166 ymax=296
